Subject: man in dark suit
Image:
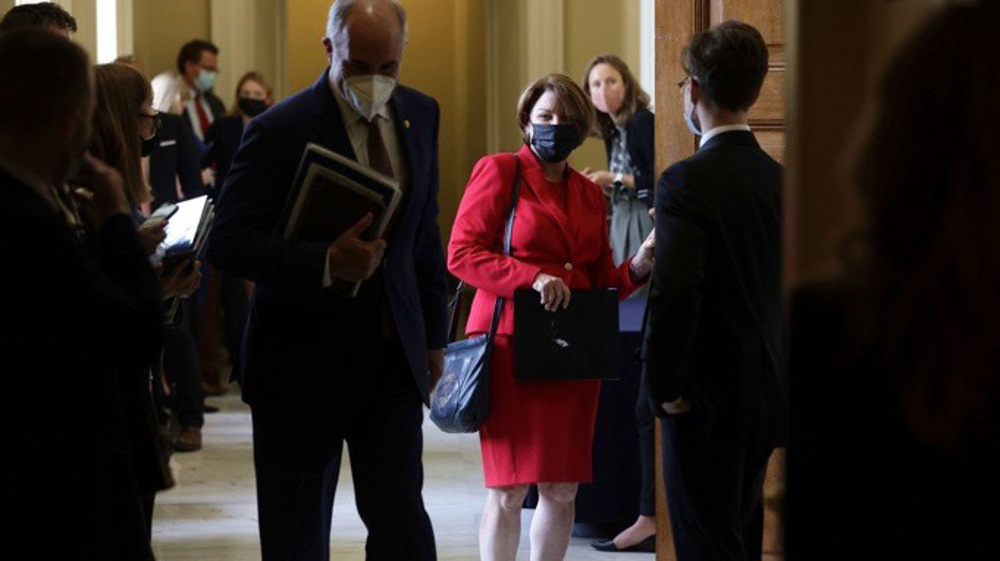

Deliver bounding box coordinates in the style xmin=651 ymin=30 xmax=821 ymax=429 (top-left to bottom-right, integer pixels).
xmin=207 ymin=1 xmax=447 ymax=559
xmin=0 ymin=29 xmax=162 ymax=559
xmin=643 ymin=21 xmax=785 ymax=561
xmin=176 ymin=39 xmax=226 ymax=147
xmin=149 ymin=113 xmax=205 ymax=206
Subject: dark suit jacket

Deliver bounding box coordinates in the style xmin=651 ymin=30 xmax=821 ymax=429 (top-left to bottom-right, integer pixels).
xmin=148 ymin=112 xmax=205 ymax=207
xmin=183 ymin=89 xmax=226 ymax=135
xmin=202 ymin=114 xmax=245 ymax=197
xmin=0 ymin=167 xmax=162 ymax=558
xmin=207 ymin=69 xmax=448 ymax=407
xmin=643 ymin=130 xmax=785 ymax=446
xmin=603 ymin=107 xmax=655 ymax=206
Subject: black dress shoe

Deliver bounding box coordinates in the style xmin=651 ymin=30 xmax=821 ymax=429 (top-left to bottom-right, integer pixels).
xmin=591 ymin=535 xmax=656 ymax=553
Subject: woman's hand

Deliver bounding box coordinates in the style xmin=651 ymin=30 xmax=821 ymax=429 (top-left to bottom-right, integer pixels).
xmin=581 ymin=167 xmax=617 ymax=196
xmin=532 ymin=272 xmax=571 ymax=312
xmin=157 ymin=259 xmax=202 ymax=299
xmin=138 ymin=217 xmax=167 ymax=254
xmin=629 ymin=229 xmax=655 ymax=281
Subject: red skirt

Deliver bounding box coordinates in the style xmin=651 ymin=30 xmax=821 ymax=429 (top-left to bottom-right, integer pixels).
xmin=479 ymin=334 xmax=601 ymax=487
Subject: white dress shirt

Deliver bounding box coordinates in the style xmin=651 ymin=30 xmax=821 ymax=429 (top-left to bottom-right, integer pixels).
xmin=699 ymin=123 xmax=753 ymax=148
xmin=322 ymin=73 xmax=409 ymax=287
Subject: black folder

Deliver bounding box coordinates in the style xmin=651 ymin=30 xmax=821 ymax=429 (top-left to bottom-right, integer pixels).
xmin=278 ymin=143 xmax=401 ymax=297
xmin=513 ymin=288 xmax=619 ymax=381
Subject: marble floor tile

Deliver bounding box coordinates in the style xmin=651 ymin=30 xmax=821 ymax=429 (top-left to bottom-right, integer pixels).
xmin=152 ymin=388 xmax=653 ymax=560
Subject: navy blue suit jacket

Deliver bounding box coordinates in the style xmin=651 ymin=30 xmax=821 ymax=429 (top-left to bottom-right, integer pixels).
xmin=207 ymin=70 xmax=448 ymax=406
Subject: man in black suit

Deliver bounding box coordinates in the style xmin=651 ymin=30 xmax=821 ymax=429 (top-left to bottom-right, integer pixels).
xmin=176 ymin=39 xmax=226 ymax=147
xmin=643 ymin=21 xmax=785 ymax=561
xmin=207 ymin=1 xmax=447 ymax=559
xmin=0 ymin=29 xmax=162 ymax=559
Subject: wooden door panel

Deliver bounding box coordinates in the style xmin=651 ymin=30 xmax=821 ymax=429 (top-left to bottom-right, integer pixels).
xmin=753 ymin=70 xmax=786 ymax=124
xmin=710 ymin=0 xmax=784 ymax=43
xmin=756 ymin=130 xmax=785 ymax=164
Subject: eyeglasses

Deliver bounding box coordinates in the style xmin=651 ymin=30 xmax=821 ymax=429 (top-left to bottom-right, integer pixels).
xmin=677 ymin=75 xmax=692 ymax=89
xmin=139 ymin=111 xmax=162 ymax=130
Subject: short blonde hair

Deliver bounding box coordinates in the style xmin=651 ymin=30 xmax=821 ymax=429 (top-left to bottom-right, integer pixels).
xmin=516 ymin=73 xmax=595 ymax=145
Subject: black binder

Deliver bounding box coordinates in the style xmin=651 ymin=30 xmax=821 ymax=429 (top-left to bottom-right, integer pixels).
xmin=278 ymin=143 xmax=402 ymax=297
xmin=513 ymin=288 xmax=619 ymax=381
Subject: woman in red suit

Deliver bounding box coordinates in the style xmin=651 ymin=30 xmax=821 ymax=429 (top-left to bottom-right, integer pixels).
xmin=448 ymin=73 xmax=655 ymax=561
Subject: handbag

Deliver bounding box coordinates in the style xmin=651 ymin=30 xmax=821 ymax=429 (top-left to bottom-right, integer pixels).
xmin=430 ymin=156 xmax=520 ymax=433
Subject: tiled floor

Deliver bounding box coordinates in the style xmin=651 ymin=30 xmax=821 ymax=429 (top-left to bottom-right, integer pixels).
xmin=152 ymin=387 xmax=653 ymax=560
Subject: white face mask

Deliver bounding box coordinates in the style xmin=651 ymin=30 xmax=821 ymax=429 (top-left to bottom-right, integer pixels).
xmin=342 ymin=74 xmax=396 ymax=120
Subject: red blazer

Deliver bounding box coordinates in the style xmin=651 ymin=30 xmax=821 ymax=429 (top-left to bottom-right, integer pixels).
xmin=448 ymin=144 xmax=640 ymax=336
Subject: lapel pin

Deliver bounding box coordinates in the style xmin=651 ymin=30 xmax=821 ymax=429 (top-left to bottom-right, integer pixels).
xmin=403 ymin=119 xmax=411 ymax=129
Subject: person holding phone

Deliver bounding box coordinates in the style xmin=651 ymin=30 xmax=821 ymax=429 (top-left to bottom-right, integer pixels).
xmin=0 ymin=28 xmax=162 ymax=558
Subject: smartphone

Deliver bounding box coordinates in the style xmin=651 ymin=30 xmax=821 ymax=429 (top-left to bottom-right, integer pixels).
xmin=150 ymin=202 xmax=178 ymax=221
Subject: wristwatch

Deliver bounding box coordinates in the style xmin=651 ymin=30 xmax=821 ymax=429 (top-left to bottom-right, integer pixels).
xmin=613 ymin=172 xmax=624 ymax=189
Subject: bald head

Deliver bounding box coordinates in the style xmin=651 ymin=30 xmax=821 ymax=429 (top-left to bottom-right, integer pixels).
xmin=324 ymin=0 xmax=407 ymax=87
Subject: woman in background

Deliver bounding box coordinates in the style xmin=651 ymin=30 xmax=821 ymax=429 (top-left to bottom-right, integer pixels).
xmin=203 ymin=71 xmax=273 ymax=193
xmin=582 ymin=54 xmax=655 ymax=266
xmin=91 ymin=62 xmax=201 ymax=536
xmin=581 ymin=54 xmax=657 ymax=553
xmin=449 ymin=73 xmax=654 ymax=561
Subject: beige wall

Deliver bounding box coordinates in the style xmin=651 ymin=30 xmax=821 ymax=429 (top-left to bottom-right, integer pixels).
xmin=564 ymin=0 xmax=638 ymax=172
xmin=131 ymin=0 xmax=210 ymax=80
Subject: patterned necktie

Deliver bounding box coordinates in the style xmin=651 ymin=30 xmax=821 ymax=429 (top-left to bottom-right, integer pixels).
xmin=367 ymin=116 xmax=393 ymax=178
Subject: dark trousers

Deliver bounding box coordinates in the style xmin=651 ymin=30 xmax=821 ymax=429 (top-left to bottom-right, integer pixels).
xmin=660 ymin=416 xmax=772 ymax=561
xmin=636 ymin=372 xmax=655 ymax=516
xmin=250 ymin=341 xmax=436 ymax=561
xmin=164 ymin=298 xmax=204 ymax=428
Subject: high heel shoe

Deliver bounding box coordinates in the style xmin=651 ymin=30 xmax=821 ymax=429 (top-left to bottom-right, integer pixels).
xmin=590 ymin=534 xmax=655 ymax=553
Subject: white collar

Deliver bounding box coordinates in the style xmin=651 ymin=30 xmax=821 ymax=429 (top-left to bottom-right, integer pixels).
xmin=328 ymin=70 xmax=392 ymax=124
xmin=699 ymin=123 xmax=752 ymax=148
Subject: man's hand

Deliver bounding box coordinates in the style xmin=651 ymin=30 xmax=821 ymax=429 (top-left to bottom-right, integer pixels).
xmin=69 ymin=153 xmax=130 ymax=229
xmin=661 ymin=396 xmax=693 ymax=415
xmin=327 ymin=213 xmax=387 ymax=282
xmin=427 ymin=348 xmax=444 ymax=393
xmin=532 ymin=272 xmax=571 ymax=312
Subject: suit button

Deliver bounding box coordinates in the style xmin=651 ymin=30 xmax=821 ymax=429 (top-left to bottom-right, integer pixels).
xmin=564 ymin=262 xmax=573 ymax=271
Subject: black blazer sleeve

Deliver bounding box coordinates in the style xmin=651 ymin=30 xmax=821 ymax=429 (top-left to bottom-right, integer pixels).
xmin=206 ymin=116 xmax=329 ymax=293
xmin=627 ymin=108 xmax=655 ymax=207
xmin=643 ymin=162 xmax=708 ymax=411
xmin=411 ymin=99 xmax=448 ymax=349
xmin=175 ymin=116 xmax=206 ymax=198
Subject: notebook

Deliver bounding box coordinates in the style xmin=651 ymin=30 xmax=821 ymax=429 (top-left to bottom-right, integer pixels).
xmin=513 ymin=288 xmax=619 ymax=381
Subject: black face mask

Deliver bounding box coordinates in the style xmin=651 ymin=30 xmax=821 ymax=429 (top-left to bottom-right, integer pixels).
xmin=141 ymin=131 xmax=158 ymax=157
xmin=239 ymin=97 xmax=268 ymax=118
xmin=530 ymin=123 xmax=580 ymax=163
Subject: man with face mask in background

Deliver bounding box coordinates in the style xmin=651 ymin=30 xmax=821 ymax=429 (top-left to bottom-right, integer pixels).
xmin=173 ymin=39 xmax=225 ymax=145
xmin=643 ymin=20 xmax=785 ymax=561
xmin=207 ymin=0 xmax=447 ymax=559
xmin=0 ymin=28 xmax=163 ymax=559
